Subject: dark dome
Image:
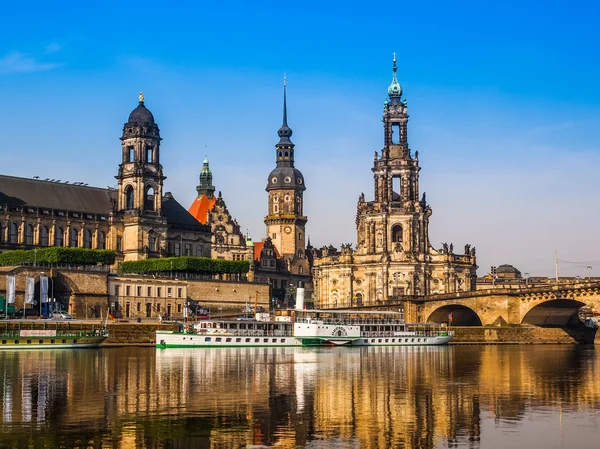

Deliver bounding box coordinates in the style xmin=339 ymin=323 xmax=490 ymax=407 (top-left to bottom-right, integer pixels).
xmin=266 ymin=166 xmax=306 ymax=191
xmin=127 ymin=101 xmax=155 ymax=125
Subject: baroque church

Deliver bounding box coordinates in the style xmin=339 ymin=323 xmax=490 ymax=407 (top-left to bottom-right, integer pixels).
xmin=0 ymin=94 xmax=212 ymax=261
xmin=312 ymin=57 xmax=477 ymax=309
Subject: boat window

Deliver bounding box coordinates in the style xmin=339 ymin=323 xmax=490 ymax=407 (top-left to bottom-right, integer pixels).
xmin=216 ymin=338 xmax=222 ymax=342
xmin=263 ymin=338 xmax=268 ymax=343
xmin=205 ymin=337 xmax=211 ymax=342
xmin=248 ymin=324 xmax=254 ymax=329
xmin=255 ymin=338 xmax=260 ymax=343
xmin=229 ymin=323 xmax=236 ymax=329
xmin=280 ymin=339 xmax=285 ymax=343
xmin=371 ymin=339 xmax=375 ymax=343
xmin=378 ymin=339 xmax=382 ymax=343
xmin=73 ymin=340 xmax=77 ymax=344
xmin=245 ymin=338 xmax=250 ymax=342
xmin=51 ymin=340 xmax=55 ymax=344
xmin=411 ymin=338 xmax=415 ymax=342
xmin=385 ymin=339 xmax=389 ymax=343
xmin=39 ymin=340 xmax=44 ymax=344
xmin=62 ymin=340 xmax=67 ymax=343
xmin=226 ymin=338 xmax=232 ymax=342
xmin=272 ymin=339 xmax=277 ymax=343
xmin=240 ymin=324 xmax=246 ymax=329
xmin=27 ymin=340 xmax=32 ymax=344
xmin=14 ymin=340 xmax=18 ymax=344
xmin=392 ymin=339 xmax=395 ymax=343
xmin=1 ymin=340 xmax=5 ymax=344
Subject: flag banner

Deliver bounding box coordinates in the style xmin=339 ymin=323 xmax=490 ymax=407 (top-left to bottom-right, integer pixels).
xmin=40 ymin=276 xmax=49 ymax=304
xmin=25 ymin=277 xmax=35 ymax=304
xmin=6 ymin=276 xmax=16 ymax=304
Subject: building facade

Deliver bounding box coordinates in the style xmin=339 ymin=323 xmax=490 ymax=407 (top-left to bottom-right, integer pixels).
xmin=0 ymin=93 xmax=211 ymax=264
xmin=313 ymin=57 xmax=477 ymax=309
xmin=188 ymin=157 xmax=254 ymax=263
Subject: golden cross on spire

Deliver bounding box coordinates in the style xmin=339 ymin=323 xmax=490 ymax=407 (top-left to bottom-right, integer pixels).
xmin=139 ymin=91 xmax=144 ymax=102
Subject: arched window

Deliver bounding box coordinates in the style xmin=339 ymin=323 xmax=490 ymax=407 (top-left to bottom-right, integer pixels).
xmin=148 ymin=234 xmax=156 ymax=252
xmin=145 ymin=186 xmax=155 ymax=211
xmin=70 ymin=228 xmax=78 ymax=247
xmin=9 ymin=223 xmax=18 ymax=243
xmin=55 ymin=227 xmax=63 ymax=246
xmin=128 ymin=146 xmax=135 ymax=162
xmin=355 ymin=293 xmax=363 ymax=307
xmin=84 ymin=229 xmax=92 ymax=248
xmin=298 ymin=249 xmax=303 ymax=258
xmin=392 ymin=225 xmax=403 ymax=242
xmin=98 ymin=231 xmax=106 ymax=250
xmin=392 ymin=123 xmax=401 ymax=144
xmin=125 ymin=186 xmax=134 ymax=210
xmin=278 ymin=151 xmax=282 ymax=158
xmin=146 ymin=147 xmax=153 ymax=163
xmin=299 ymin=266 xmax=303 ymax=274
xmin=284 ymin=151 xmax=288 ymax=158
xmin=40 ymin=226 xmax=49 ymax=246
xmin=25 ymin=224 xmax=34 ymax=245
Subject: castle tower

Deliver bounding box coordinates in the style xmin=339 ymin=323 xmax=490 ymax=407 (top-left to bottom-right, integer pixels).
xmin=116 ymin=93 xmax=168 ymax=260
xmin=196 ymin=156 xmax=215 ymax=199
xmin=264 ymin=78 xmax=307 ymax=263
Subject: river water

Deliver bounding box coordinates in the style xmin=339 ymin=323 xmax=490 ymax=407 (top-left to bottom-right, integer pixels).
xmin=0 ymin=345 xmax=598 ymax=448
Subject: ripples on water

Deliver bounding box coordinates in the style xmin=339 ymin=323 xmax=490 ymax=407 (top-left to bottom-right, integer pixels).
xmin=0 ymin=346 xmax=598 ymax=448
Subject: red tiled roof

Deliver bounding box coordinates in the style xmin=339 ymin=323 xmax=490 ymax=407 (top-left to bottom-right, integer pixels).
xmin=253 ymin=240 xmax=281 ymax=261
xmin=188 ymin=194 xmax=217 ymax=225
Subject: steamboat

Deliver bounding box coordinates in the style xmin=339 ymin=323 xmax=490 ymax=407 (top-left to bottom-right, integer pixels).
xmin=156 ymin=309 xmax=453 ymax=348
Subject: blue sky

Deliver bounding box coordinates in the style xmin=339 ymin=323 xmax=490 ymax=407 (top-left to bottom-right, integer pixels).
xmin=1 ymin=0 xmax=599 ymax=277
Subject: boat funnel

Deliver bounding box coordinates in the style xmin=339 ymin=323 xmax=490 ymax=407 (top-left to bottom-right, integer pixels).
xmin=295 ymin=287 xmax=305 ymax=310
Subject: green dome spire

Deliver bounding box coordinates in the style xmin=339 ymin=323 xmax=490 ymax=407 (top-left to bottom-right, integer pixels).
xmin=387 ymin=52 xmax=403 ymax=99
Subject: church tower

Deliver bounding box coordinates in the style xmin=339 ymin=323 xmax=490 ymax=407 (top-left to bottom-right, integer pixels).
xmin=116 ymin=93 xmax=168 ymax=260
xmin=264 ymin=78 xmax=309 ymax=275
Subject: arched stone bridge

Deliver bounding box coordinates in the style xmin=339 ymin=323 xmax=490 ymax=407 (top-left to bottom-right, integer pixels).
xmin=351 ymin=281 xmax=600 ymax=327
xmin=413 ymin=281 xmax=600 ymax=326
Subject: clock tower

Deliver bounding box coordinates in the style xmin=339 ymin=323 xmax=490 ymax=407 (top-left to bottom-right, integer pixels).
xmin=264 ymin=78 xmax=309 ymax=276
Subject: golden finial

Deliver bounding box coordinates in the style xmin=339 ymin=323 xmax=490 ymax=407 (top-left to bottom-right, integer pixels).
xmin=283 ymin=72 xmax=287 ymax=87
xmin=139 ymin=91 xmax=144 ymax=103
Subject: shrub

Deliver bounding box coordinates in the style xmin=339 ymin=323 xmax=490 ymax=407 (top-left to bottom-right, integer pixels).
xmin=120 ymin=257 xmax=250 ymax=275
xmin=0 ymin=247 xmax=116 ymax=266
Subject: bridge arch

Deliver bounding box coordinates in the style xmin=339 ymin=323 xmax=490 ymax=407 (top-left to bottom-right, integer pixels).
xmin=427 ymin=304 xmax=482 ymax=326
xmin=521 ymin=299 xmax=587 ymax=327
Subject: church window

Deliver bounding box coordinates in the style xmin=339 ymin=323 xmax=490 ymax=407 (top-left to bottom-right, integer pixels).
xmin=272 ymin=233 xmax=276 ymax=239
xmin=392 ymin=123 xmax=401 ymax=144
xmin=278 ymin=151 xmax=282 ymax=158
xmin=40 ymin=226 xmax=49 ymax=246
xmin=392 ymin=225 xmax=403 ymax=242
xmin=174 ymin=242 xmax=181 ymax=256
xmin=196 ymin=244 xmax=203 ymax=256
xmin=125 ymin=186 xmax=134 ymax=210
xmin=128 ymin=146 xmax=135 ymax=162
xmin=185 ymin=243 xmax=192 ymax=256
xmin=83 ymin=230 xmax=92 ymax=248
xmin=146 ymin=147 xmax=153 ymax=163
xmin=117 ymin=237 xmax=122 ymax=252
xmin=55 ymin=227 xmax=63 ymax=247
xmin=299 ymin=266 xmax=303 ymax=274
xmin=149 ymin=235 xmax=156 ymax=252
xmin=98 ymin=231 xmax=106 ymax=250
xmin=70 ymin=228 xmax=79 ymax=247
xmin=298 ymin=250 xmax=303 ymax=258
xmin=145 ymin=186 xmax=155 ymax=211
xmin=25 ymin=224 xmax=34 ymax=245
xmin=284 ymin=151 xmax=288 ymax=158
xmin=393 ymin=177 xmax=401 ymax=200
xmin=262 ymin=259 xmax=268 ymax=267
xmin=298 ymin=232 xmax=302 ymax=241
xmin=269 ymin=260 xmax=275 ymax=267
xmin=273 ymin=203 xmax=279 ymax=213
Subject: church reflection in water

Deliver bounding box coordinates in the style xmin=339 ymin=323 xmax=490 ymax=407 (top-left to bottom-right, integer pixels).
xmin=0 ymin=346 xmax=599 ymax=448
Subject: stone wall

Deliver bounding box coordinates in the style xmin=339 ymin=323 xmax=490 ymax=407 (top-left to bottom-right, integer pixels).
xmin=451 ymin=325 xmax=598 ymax=345
xmin=186 ymin=279 xmax=270 ymax=315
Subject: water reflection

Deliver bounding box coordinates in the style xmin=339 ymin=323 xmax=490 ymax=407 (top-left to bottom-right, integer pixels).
xmin=0 ymin=346 xmax=598 ymax=448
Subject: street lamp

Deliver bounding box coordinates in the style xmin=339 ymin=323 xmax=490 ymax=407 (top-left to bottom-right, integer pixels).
xmin=587 ymin=266 xmax=592 ymax=280
xmin=524 ymin=272 xmax=529 ymax=287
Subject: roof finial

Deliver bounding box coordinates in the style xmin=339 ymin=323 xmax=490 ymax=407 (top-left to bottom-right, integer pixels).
xmin=282 ymin=73 xmax=288 ymax=127
xmin=387 ymin=53 xmax=402 ymax=99
xmin=139 ymin=91 xmax=144 ymax=103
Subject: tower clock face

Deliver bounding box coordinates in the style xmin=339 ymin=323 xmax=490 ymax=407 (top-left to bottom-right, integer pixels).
xmin=284 ymin=226 xmax=292 ymax=234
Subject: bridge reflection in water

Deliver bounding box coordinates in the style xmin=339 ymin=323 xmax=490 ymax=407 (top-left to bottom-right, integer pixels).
xmin=0 ymin=347 xmax=598 ymax=448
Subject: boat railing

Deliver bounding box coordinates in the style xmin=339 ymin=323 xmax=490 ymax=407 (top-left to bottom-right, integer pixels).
xmin=0 ymin=329 xmax=105 ymax=338
xmin=360 ymin=329 xmax=453 ymax=338
xmin=193 ymin=329 xmax=294 ymax=337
